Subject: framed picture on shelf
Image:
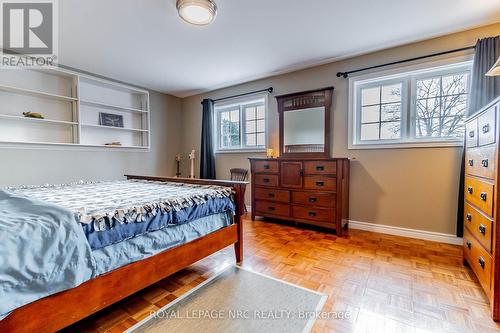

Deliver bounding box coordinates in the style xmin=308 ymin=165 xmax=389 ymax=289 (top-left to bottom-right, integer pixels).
xmin=99 ymin=112 xmax=124 ymax=128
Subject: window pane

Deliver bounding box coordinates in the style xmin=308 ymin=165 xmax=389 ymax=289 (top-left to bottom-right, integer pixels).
xmin=230 ymin=134 xmax=240 ymax=146
xmin=443 ymin=94 xmax=467 ymax=117
xmin=246 ymin=133 xmax=256 ymax=146
xmin=245 ymin=107 xmax=256 ymax=121
xmin=417 ymin=98 xmax=440 ymax=119
xmin=246 ymin=120 xmax=256 ymax=133
xmin=361 ymin=105 xmax=379 ymax=123
xmin=442 ymin=116 xmax=465 ymax=137
xmin=381 ymin=84 xmax=402 ymax=103
xmin=257 ymin=133 xmax=265 ymax=146
xmin=361 ymin=87 xmax=380 ymax=105
xmin=256 ymin=105 xmax=265 ymax=119
xmin=381 ymin=103 xmax=401 ymax=121
xmin=442 ymin=73 xmax=469 ymax=96
xmin=221 ymin=111 xmax=230 ymax=122
xmin=256 ymin=119 xmax=265 ymax=132
xmin=360 ymin=123 xmax=379 ymax=140
xmin=380 ymin=122 xmax=401 ymax=139
xmin=415 ymin=117 xmax=440 ymax=137
xmin=230 ymin=110 xmax=239 ymax=122
xmin=417 ymin=77 xmax=440 ymax=99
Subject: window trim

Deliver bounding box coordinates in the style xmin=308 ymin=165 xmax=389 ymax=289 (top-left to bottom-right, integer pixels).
xmin=214 ymin=93 xmax=268 ymax=153
xmin=348 ymin=56 xmax=473 ymax=149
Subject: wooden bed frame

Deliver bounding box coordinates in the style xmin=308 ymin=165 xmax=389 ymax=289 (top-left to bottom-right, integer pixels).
xmin=0 ymin=175 xmax=247 ymax=333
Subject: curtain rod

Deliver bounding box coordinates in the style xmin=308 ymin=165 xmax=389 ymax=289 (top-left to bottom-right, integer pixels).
xmin=201 ymin=87 xmax=273 ymax=104
xmin=336 ymin=45 xmax=475 ymax=79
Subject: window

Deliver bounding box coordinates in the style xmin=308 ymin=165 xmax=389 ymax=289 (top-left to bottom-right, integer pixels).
xmin=350 ymin=61 xmax=471 ymax=148
xmin=215 ymin=96 xmax=267 ymax=152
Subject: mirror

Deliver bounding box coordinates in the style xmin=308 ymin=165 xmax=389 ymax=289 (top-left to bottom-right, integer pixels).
xmin=276 ymin=87 xmax=333 ymax=158
xmin=283 ymin=107 xmax=325 ymax=153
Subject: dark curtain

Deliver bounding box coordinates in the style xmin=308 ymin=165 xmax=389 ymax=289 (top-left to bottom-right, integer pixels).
xmin=200 ymin=99 xmax=216 ymax=179
xmin=457 ymin=36 xmax=500 ymax=237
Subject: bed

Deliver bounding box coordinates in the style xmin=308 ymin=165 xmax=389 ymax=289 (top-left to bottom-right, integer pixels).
xmin=0 ymin=175 xmax=247 ymax=333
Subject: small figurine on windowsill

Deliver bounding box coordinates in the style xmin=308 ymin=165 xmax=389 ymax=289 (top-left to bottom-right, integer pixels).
xmin=188 ymin=150 xmax=195 ymax=179
xmin=23 ymin=111 xmax=44 ymax=119
xmin=104 ymin=141 xmax=122 ymax=147
xmin=175 ymin=154 xmax=182 ymax=177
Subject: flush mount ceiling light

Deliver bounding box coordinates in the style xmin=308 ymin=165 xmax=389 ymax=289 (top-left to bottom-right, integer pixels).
xmin=176 ymin=0 xmax=217 ymax=26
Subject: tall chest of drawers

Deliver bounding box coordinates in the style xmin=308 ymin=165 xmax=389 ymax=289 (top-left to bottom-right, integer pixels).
xmin=249 ymin=157 xmax=349 ymax=236
xmin=463 ymin=96 xmax=500 ymax=320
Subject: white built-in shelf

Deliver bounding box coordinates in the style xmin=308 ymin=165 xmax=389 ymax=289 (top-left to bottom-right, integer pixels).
xmin=0 ymin=114 xmax=78 ymax=125
xmin=0 ymin=84 xmax=77 ymax=102
xmin=80 ymin=99 xmax=148 ymax=114
xmin=0 ymin=67 xmax=150 ymax=150
xmin=81 ymin=123 xmax=148 ymax=132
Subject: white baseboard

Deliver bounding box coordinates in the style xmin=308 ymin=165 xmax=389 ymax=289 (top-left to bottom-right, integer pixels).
xmin=349 ymin=220 xmax=463 ymax=245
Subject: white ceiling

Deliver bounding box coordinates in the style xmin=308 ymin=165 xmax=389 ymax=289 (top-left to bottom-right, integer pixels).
xmin=59 ymin=0 xmax=500 ymax=97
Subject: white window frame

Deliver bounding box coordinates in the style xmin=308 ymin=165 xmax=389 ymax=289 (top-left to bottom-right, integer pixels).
xmin=348 ymin=56 xmax=473 ymax=149
xmin=214 ymin=94 xmax=268 ymax=153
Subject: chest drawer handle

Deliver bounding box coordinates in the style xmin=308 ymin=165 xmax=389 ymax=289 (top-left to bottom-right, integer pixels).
xmin=482 ymin=124 xmax=490 ymax=134
xmin=469 ymin=130 xmax=475 ymax=138
xmin=308 ymin=211 xmax=317 ymax=217
xmin=466 ymin=240 xmax=472 ymax=249
xmin=478 ymin=256 xmax=485 ymax=269
xmin=268 ymin=193 xmax=275 ymax=198
xmin=308 ymin=197 xmax=317 ymax=203
xmin=479 ymin=224 xmax=486 ymax=234
xmin=482 ymin=159 xmax=489 ymax=167
xmin=480 ymin=192 xmax=487 ymax=201
xmin=466 ymin=213 xmax=472 ymax=222
xmin=315 ymin=165 xmax=325 ymax=171
xmin=268 ymin=206 xmax=275 ymax=211
xmin=263 ymin=178 xmax=270 ymax=183
xmin=468 ymin=159 xmax=474 ymax=167
xmin=467 ymin=186 xmax=473 ymax=194
xmin=263 ymin=164 xmax=270 ymax=170
xmin=316 ymin=181 xmax=325 ymax=187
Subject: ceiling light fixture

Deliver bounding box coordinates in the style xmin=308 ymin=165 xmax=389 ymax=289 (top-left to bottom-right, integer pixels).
xmin=176 ymin=0 xmax=217 ymax=26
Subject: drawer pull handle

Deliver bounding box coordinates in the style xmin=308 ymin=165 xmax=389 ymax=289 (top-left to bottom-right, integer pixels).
xmin=263 ymin=178 xmax=270 ymax=183
xmin=482 ymin=124 xmax=490 ymax=134
xmin=268 ymin=206 xmax=275 ymax=211
xmin=263 ymin=164 xmax=270 ymax=170
xmin=479 ymin=224 xmax=486 ymax=234
xmin=478 ymin=256 xmax=485 ymax=269
xmin=482 ymin=159 xmax=489 ymax=168
xmin=308 ymin=197 xmax=317 ymax=203
xmin=467 ymin=186 xmax=473 ymax=194
xmin=268 ymin=193 xmax=275 ymax=198
xmin=316 ymin=165 xmax=325 ymax=171
xmin=469 ymin=130 xmax=475 ymax=138
xmin=308 ymin=211 xmax=317 ymax=217
xmin=466 ymin=213 xmax=472 ymax=222
xmin=468 ymin=159 xmax=474 ymax=167
xmin=466 ymin=240 xmax=472 ymax=249
xmin=480 ymin=192 xmax=487 ymax=201
xmin=316 ymin=181 xmax=325 ymax=187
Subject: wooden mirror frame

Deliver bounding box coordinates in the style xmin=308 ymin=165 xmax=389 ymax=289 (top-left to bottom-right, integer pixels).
xmin=276 ymin=87 xmax=334 ymax=159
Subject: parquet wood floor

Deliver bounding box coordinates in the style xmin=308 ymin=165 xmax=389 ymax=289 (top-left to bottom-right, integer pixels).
xmin=63 ymin=215 xmax=500 ymax=333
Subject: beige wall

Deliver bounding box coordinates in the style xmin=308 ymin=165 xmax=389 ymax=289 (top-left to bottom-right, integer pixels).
xmin=180 ymin=23 xmax=500 ymax=235
xmin=0 ymin=91 xmax=182 ymax=186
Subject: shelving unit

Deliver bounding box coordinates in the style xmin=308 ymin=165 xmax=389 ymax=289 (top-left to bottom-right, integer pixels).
xmin=0 ymin=66 xmax=150 ymax=150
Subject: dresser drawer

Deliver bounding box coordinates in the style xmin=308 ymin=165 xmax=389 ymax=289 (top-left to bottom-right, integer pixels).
xmin=254 ymin=188 xmax=290 ymax=203
xmin=254 ymin=174 xmax=279 ymax=187
xmin=304 ymin=176 xmax=336 ymax=191
xmin=465 ymin=145 xmax=496 ymax=180
xmin=464 ymin=176 xmax=494 ymax=217
xmin=304 ymin=161 xmax=337 ymax=175
xmin=255 ymin=201 xmax=290 ymax=217
xmin=464 ymin=228 xmax=492 ymax=293
xmin=254 ymin=160 xmax=279 ymax=173
xmin=292 ymin=205 xmax=334 ymax=223
xmin=478 ymin=106 xmax=496 ymax=146
xmin=292 ymin=191 xmax=335 ymax=208
xmin=466 ymin=119 xmax=478 ymax=148
xmin=464 ymin=202 xmax=493 ymax=253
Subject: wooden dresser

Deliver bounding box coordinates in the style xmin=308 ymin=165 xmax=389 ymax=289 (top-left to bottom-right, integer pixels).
xmin=249 ymin=157 xmax=349 ymax=236
xmin=463 ymin=96 xmax=500 ymax=320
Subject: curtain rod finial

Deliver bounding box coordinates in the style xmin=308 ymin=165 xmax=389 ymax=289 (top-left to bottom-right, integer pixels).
xmin=336 ymin=72 xmax=348 ymax=78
